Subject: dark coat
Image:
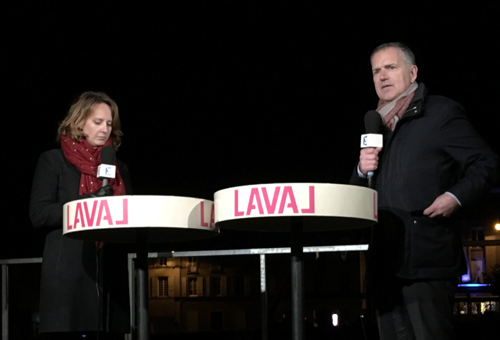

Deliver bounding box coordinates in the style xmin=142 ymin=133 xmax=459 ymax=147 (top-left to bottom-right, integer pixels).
xmin=30 ymin=148 xmax=133 ymax=334
xmin=351 ymin=83 xmax=498 ymax=280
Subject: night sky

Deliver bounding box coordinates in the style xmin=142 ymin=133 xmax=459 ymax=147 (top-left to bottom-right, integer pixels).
xmin=2 ymin=2 xmax=499 ymax=258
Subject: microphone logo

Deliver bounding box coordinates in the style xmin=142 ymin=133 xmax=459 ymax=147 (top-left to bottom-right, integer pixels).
xmin=97 ymin=164 xmax=116 ymax=179
xmin=360 ymin=134 xmax=383 ymax=148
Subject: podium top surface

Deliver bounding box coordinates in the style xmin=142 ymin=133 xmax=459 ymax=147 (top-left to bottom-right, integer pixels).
xmin=63 ymin=195 xmax=217 ymax=243
xmin=214 ymin=183 xmax=377 ymax=232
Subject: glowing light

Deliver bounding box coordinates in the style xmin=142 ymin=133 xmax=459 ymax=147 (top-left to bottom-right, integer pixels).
xmin=331 ymin=313 xmax=339 ymax=327
xmin=458 ymin=283 xmax=490 ymax=288
xmin=495 ymin=223 xmax=500 ymax=231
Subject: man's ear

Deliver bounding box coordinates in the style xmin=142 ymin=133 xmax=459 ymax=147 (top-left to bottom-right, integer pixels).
xmin=410 ymin=65 xmax=418 ymax=83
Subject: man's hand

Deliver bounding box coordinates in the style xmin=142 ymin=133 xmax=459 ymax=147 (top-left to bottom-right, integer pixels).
xmin=359 ymin=147 xmax=382 ymax=175
xmin=423 ymin=193 xmax=460 ymax=218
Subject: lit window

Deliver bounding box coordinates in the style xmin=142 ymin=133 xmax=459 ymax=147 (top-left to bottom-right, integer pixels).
xmin=188 ymin=277 xmax=198 ymax=296
xmin=158 ymin=276 xmax=168 ymax=297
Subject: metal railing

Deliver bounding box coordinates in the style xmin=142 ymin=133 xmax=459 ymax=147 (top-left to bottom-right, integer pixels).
xmin=1 ymin=244 xmax=369 ymax=340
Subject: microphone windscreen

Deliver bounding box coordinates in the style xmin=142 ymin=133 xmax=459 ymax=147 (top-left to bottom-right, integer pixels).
xmin=101 ymin=145 xmax=116 ymax=165
xmin=364 ymin=110 xmax=383 ymax=134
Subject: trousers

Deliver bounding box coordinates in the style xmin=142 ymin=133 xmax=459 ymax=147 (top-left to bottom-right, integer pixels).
xmin=374 ymin=279 xmax=457 ymax=340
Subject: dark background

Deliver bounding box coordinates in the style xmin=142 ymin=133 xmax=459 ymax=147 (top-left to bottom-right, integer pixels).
xmin=2 ymin=1 xmax=499 ymax=258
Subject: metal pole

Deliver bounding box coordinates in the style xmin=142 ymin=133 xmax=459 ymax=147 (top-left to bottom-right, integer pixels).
xmin=136 ymin=231 xmax=149 ymax=340
xmin=260 ymin=254 xmax=268 ymax=340
xmin=125 ymin=256 xmax=135 ymax=340
xmin=2 ymin=264 xmax=8 ymax=340
xmin=290 ymin=218 xmax=304 ymax=340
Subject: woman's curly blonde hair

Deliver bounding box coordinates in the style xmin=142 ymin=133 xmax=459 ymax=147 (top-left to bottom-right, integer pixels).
xmin=57 ymin=91 xmax=123 ymax=149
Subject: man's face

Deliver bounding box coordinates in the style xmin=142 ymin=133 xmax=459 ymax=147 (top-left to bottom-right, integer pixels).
xmin=371 ymin=47 xmax=418 ymax=102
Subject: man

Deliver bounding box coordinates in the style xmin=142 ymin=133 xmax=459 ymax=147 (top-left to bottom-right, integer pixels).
xmin=351 ymin=42 xmax=498 ymax=339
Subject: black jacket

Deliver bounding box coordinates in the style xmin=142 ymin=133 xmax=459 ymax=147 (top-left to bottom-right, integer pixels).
xmin=351 ymin=83 xmax=498 ymax=279
xmin=30 ymin=148 xmax=133 ymax=333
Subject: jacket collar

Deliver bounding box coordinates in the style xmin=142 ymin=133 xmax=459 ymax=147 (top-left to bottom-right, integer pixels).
xmin=403 ymin=82 xmax=427 ymax=119
xmin=382 ymin=83 xmax=427 ymax=143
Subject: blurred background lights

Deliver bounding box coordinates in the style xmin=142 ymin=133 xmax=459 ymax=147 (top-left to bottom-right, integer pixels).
xmin=331 ymin=313 xmax=339 ymax=327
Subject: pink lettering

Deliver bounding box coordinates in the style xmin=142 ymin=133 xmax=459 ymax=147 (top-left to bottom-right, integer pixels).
xmin=200 ymin=202 xmax=215 ymax=227
xmin=200 ymin=201 xmax=209 ymax=227
xmin=73 ymin=202 xmax=85 ymax=228
xmin=83 ymin=201 xmax=98 ymax=227
xmin=300 ymin=186 xmax=315 ymax=213
xmin=210 ymin=204 xmax=215 ymax=228
xmin=67 ymin=205 xmax=73 ymax=230
xmin=246 ymin=188 xmax=264 ymax=215
xmin=210 ymin=204 xmax=215 ymax=227
xmin=262 ymin=187 xmax=280 ymax=214
xmin=116 ymin=199 xmax=128 ymax=225
xmin=96 ymin=200 xmax=113 ymax=226
xmin=234 ymin=190 xmax=244 ymax=216
xmin=278 ymin=186 xmax=299 ymax=214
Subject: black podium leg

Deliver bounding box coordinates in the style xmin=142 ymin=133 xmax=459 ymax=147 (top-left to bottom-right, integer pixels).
xmin=291 ymin=218 xmax=304 ymax=340
xmin=137 ymin=231 xmax=149 ymax=340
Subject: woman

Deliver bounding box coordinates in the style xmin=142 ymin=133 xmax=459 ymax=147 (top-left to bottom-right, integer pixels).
xmin=30 ymin=92 xmax=132 ymax=339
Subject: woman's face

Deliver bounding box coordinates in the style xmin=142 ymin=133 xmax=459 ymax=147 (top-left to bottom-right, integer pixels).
xmin=81 ymin=103 xmax=113 ymax=146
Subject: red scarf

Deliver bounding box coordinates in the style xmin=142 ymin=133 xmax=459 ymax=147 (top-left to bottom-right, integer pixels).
xmin=377 ymin=93 xmax=415 ymax=131
xmin=376 ymin=82 xmax=418 ymax=131
xmin=61 ymin=135 xmax=126 ymax=196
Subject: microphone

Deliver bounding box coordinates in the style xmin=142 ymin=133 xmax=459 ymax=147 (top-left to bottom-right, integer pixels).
xmin=97 ymin=146 xmax=116 ymax=187
xmin=361 ymin=110 xmax=383 ymax=184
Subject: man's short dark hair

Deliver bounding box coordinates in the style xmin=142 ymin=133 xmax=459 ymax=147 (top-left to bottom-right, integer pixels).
xmin=371 ymin=42 xmax=416 ymax=66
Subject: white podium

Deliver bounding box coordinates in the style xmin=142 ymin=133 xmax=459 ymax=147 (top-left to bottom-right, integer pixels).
xmin=214 ymin=183 xmax=377 ymax=340
xmin=215 ymin=183 xmax=377 ymax=230
xmin=63 ymin=195 xmax=217 ymax=340
xmin=63 ymin=195 xmax=217 ymax=241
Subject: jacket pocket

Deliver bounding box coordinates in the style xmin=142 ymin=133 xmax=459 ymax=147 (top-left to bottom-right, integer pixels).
xmin=409 ymin=216 xmax=455 ymax=270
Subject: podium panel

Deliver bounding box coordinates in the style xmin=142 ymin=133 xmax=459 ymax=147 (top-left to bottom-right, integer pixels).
xmin=214 ymin=183 xmax=377 ymax=231
xmin=63 ymin=195 xmax=217 ymax=242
